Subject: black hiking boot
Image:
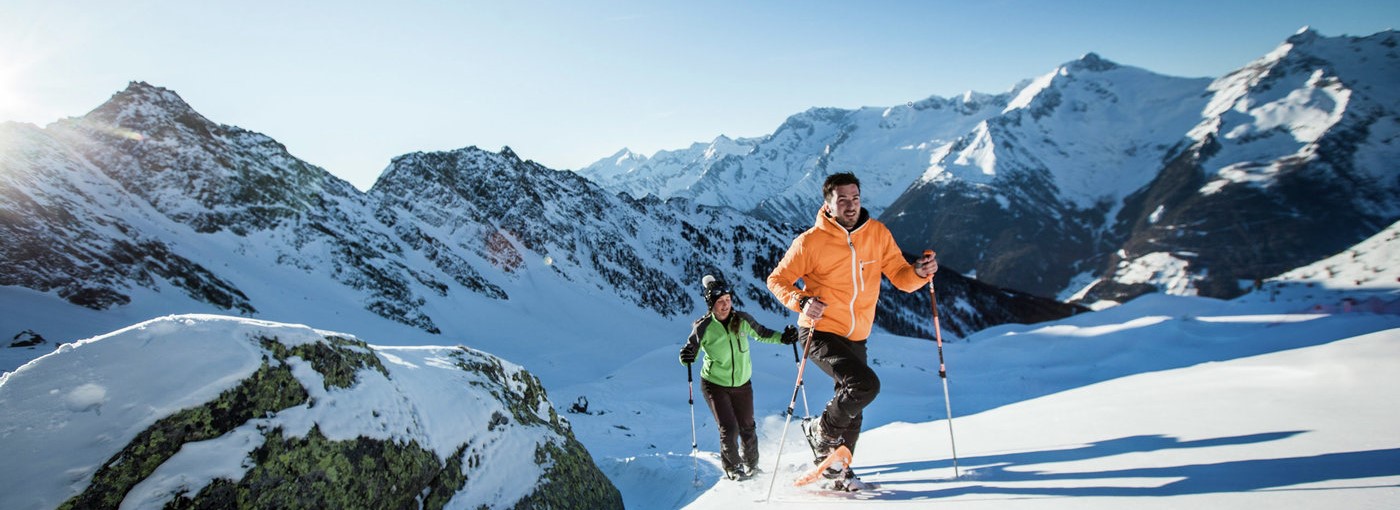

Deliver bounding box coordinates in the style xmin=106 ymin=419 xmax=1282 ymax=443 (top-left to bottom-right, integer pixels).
xmin=803 ymin=417 xmax=843 ymax=464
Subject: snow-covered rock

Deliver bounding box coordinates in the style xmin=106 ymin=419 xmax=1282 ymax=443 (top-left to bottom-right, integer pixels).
xmin=0 ymin=315 xmax=621 ymax=509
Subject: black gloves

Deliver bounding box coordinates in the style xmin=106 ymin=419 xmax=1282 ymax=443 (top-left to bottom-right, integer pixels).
xmin=780 ymin=325 xmax=799 ymax=345
xmin=679 ymin=344 xmax=698 ymax=364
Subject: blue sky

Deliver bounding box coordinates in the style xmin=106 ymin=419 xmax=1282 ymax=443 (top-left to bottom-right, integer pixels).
xmin=2 ymin=1 xmax=1396 ymax=190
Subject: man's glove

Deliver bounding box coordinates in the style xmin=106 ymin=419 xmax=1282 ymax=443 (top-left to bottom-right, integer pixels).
xmin=679 ymin=344 xmax=698 ymax=364
xmin=780 ymin=325 xmax=799 ymax=345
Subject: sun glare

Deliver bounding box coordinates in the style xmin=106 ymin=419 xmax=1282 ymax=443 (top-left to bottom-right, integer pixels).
xmin=0 ymin=52 xmax=27 ymax=123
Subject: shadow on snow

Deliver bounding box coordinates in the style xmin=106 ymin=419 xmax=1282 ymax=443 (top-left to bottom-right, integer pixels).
xmin=859 ymin=431 xmax=1400 ymax=500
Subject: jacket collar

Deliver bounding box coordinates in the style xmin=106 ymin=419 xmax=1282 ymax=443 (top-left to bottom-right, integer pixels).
xmin=815 ymin=206 xmax=870 ymax=235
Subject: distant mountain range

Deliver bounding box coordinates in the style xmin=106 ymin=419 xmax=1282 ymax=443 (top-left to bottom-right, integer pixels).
xmin=579 ymin=28 xmax=1400 ymax=302
xmin=0 ymin=83 xmax=1075 ymax=352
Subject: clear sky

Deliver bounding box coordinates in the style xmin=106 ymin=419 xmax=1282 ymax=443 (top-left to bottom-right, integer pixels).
xmin=2 ymin=1 xmax=1396 ymax=191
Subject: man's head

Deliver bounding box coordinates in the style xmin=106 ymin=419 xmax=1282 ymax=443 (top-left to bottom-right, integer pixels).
xmin=822 ymin=172 xmax=862 ymax=229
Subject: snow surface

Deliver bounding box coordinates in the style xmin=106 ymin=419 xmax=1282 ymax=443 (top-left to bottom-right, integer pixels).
xmin=611 ymin=291 xmax=1400 ymax=509
xmin=6 ymin=229 xmax=1397 ymax=508
xmin=569 ymin=217 xmax=1400 ymax=508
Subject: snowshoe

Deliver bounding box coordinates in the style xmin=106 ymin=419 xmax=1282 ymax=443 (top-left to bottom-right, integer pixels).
xmin=824 ymin=469 xmax=873 ymax=492
xmin=794 ymin=445 xmax=852 ymax=486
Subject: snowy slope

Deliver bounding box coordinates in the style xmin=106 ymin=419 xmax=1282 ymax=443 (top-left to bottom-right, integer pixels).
xmin=1272 ymin=219 xmax=1400 ymax=289
xmin=2 ymin=253 xmax=1395 ymax=508
xmin=591 ymin=281 xmax=1400 ymax=509
xmin=679 ymin=320 xmax=1400 ymax=509
xmin=568 ymin=208 xmax=1400 ymax=508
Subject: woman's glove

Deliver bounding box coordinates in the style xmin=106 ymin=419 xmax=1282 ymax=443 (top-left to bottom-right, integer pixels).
xmin=780 ymin=325 xmax=799 ymax=345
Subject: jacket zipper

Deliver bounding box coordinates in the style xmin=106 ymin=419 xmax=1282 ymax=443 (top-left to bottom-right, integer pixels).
xmin=729 ymin=324 xmax=739 ymax=384
xmin=845 ymin=235 xmax=859 ymax=338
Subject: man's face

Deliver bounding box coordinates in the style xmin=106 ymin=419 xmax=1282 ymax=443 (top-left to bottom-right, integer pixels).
xmin=825 ymin=183 xmax=861 ymax=229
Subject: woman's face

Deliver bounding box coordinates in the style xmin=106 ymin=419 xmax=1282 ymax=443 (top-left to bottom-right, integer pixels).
xmin=711 ymin=294 xmax=732 ymax=320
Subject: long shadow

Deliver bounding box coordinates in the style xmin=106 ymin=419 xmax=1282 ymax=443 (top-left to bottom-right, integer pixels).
xmin=864 ymin=430 xmax=1306 ymax=474
xmin=855 ymin=431 xmax=1400 ymax=500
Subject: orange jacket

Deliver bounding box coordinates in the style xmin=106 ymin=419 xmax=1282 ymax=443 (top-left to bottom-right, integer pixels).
xmin=767 ymin=208 xmax=928 ymax=341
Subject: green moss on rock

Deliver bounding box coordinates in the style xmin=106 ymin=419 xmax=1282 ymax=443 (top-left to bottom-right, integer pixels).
xmin=450 ymin=346 xmax=622 ymax=509
xmin=59 ymin=357 xmax=308 ymax=510
xmin=450 ymin=347 xmax=552 ymax=427
xmin=166 ymin=426 xmax=452 ymax=510
xmin=259 ymin=335 xmax=389 ymax=390
xmin=59 ymin=336 xmax=620 ymax=510
xmin=514 ymin=439 xmax=625 ymax=510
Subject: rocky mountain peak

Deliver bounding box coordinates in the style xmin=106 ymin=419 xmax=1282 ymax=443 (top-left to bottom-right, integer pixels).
xmin=83 ymin=81 xmax=206 ymax=130
xmin=498 ymin=145 xmax=521 ymax=163
xmin=1068 ymin=52 xmax=1120 ymax=73
xmin=1286 ymin=25 xmax=1322 ymax=45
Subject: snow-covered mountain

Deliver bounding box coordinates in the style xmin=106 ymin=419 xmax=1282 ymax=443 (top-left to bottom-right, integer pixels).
xmin=577 ymin=92 xmax=1010 ymax=226
xmin=0 ymin=81 xmax=1078 ymax=359
xmin=578 ymin=137 xmax=763 ymax=203
xmin=885 ymin=52 xmax=1212 ymax=299
xmin=0 ymin=81 xmax=1085 ymax=508
xmin=1081 ymin=28 xmax=1400 ymax=303
xmin=0 ymin=82 xmax=444 ymax=332
xmin=580 ymin=29 xmax=1400 ymax=304
xmin=2 ymin=80 xmax=1397 ymax=509
xmin=0 ymin=315 xmax=621 ymax=509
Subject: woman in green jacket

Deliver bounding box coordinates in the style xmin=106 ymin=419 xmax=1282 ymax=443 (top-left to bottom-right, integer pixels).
xmin=680 ymin=275 xmax=797 ymax=480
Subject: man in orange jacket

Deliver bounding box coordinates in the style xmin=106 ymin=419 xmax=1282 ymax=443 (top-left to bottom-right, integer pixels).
xmin=767 ymin=172 xmax=937 ymax=482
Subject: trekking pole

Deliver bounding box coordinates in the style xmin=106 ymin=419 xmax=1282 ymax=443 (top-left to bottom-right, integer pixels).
xmin=766 ymin=322 xmax=817 ymax=501
xmin=688 ymin=362 xmax=700 ymax=487
xmin=926 ymin=250 xmax=961 ymax=478
xmin=790 ymin=340 xmax=812 ymax=419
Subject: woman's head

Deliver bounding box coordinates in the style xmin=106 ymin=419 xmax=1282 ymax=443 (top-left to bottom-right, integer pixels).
xmin=702 ymin=274 xmax=733 ymax=320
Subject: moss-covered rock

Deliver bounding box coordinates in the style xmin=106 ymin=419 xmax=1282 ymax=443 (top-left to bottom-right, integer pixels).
xmin=259 ymin=335 xmax=389 ymax=390
xmin=514 ymin=438 xmax=625 ymax=510
xmin=448 ymin=347 xmax=623 ymax=509
xmin=44 ymin=321 xmax=621 ymax=510
xmin=166 ymin=426 xmax=449 ymax=510
xmin=59 ymin=357 xmax=308 ymax=510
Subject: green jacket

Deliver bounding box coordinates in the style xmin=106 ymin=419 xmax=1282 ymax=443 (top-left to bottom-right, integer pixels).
xmin=680 ymin=310 xmax=783 ymax=387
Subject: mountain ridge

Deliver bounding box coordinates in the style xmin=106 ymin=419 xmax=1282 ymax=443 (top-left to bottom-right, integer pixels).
xmin=1 ymin=82 xmax=1080 ymax=368
xmin=579 ymin=29 xmax=1400 ymax=303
